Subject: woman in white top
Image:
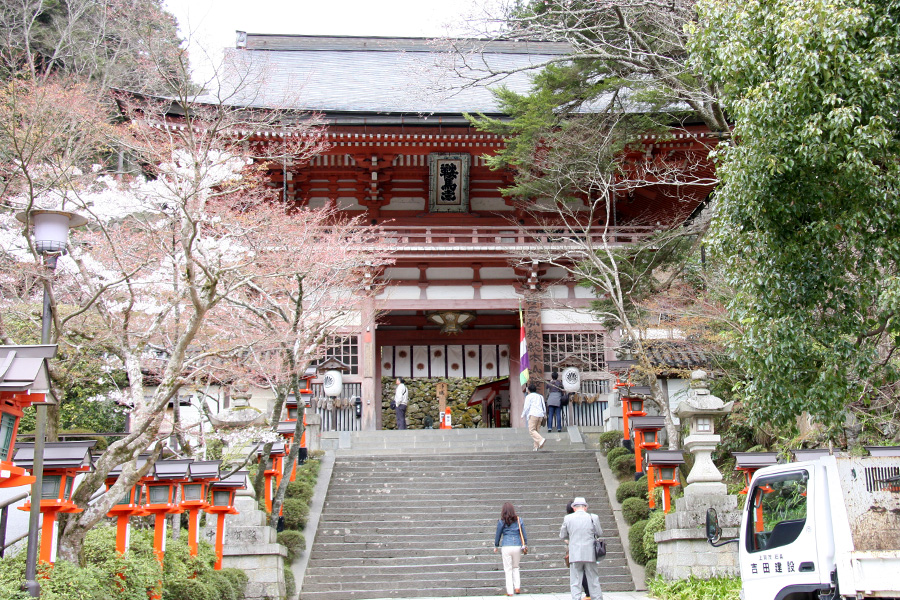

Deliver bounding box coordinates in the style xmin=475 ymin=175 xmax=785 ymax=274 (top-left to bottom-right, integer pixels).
xmin=394 ymin=378 xmax=409 ymax=429
xmin=520 ymin=383 xmax=546 ymax=450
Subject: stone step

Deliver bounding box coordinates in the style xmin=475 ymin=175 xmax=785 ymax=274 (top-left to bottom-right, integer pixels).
xmin=300 ymin=432 xmax=633 ymax=599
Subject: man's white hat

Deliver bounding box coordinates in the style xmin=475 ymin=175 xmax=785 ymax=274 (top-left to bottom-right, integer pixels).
xmin=572 ymin=497 xmax=588 ymax=507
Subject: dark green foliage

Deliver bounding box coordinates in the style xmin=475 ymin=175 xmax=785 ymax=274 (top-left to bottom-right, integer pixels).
xmin=295 ymin=458 xmax=320 ymax=481
xmin=610 ymin=454 xmax=636 ymax=479
xmin=284 ymin=567 xmax=297 ymax=597
xmin=598 ymin=431 xmax=622 ymax=454
xmin=606 ymin=446 xmax=630 ymax=463
xmin=648 ymin=575 xmax=742 ymax=599
xmin=691 ymin=0 xmax=900 ymax=430
xmin=277 ymin=530 xmax=306 ymax=564
xmin=616 ymin=480 xmax=648 ymax=503
xmin=622 ymin=497 xmax=650 ymax=525
xmin=286 ymin=479 xmax=315 ymax=504
xmin=0 ymin=525 xmax=247 ymax=600
xmin=644 ymin=559 xmax=657 ymax=580
xmin=219 ymin=569 xmax=248 ymax=595
xmin=282 ymin=498 xmax=310 ymax=530
xmin=628 ymin=520 xmax=650 ymax=565
xmin=643 ymin=510 xmax=667 ymax=562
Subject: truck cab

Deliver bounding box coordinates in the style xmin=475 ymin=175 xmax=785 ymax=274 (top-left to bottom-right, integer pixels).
xmin=708 ymin=454 xmax=900 ymax=600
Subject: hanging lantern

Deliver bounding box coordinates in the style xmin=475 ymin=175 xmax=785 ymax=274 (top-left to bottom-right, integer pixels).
xmin=561 ymin=367 xmax=581 ymax=393
xmin=322 ymin=370 xmax=343 ymax=397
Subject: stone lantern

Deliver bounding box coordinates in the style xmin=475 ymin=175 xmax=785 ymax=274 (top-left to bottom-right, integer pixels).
xmin=655 ymin=369 xmax=740 ymax=580
xmin=673 ymin=370 xmax=733 ymax=496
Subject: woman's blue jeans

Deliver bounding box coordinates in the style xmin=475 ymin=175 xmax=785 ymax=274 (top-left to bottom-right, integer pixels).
xmin=547 ymin=405 xmax=562 ymax=431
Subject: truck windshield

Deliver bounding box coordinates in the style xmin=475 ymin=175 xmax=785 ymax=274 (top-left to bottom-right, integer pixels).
xmin=746 ymin=470 xmax=808 ymax=553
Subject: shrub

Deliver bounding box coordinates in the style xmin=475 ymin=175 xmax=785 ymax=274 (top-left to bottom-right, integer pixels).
xmin=220 ymin=569 xmax=248 ymax=594
xmin=284 ymin=567 xmax=297 ymax=597
xmin=628 ymin=519 xmax=649 ymax=565
xmin=643 ymin=510 xmax=666 ymax=562
xmin=606 ymin=446 xmax=631 ymax=463
xmin=278 ymin=530 xmax=306 ymax=564
xmin=622 ymin=497 xmax=650 ymax=525
xmin=611 ymin=454 xmax=637 ymax=479
xmin=286 ymin=479 xmax=315 ymax=503
xmin=647 ymin=575 xmax=742 ymax=600
xmin=295 ymin=459 xmax=321 ymax=481
xmin=283 ymin=498 xmax=310 ymax=530
xmin=205 ymin=571 xmax=238 ymax=600
xmin=644 ymin=559 xmax=657 ymax=580
xmin=598 ymin=431 xmax=622 ymax=454
xmin=164 ymin=579 xmax=216 ymax=600
xmin=616 ymin=480 xmax=649 ymax=503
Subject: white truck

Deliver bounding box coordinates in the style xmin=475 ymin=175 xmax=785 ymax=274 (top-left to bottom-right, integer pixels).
xmin=706 ymin=454 xmax=900 ymax=600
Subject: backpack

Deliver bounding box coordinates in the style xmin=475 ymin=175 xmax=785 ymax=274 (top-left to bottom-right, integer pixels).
xmin=561 ymin=391 xmax=570 ymax=407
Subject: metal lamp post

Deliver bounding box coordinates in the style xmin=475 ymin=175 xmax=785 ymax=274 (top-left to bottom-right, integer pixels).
xmin=15 ymin=209 xmax=87 ymax=597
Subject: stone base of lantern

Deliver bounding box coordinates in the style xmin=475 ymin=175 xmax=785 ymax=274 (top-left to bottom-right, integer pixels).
xmin=654 ymin=491 xmax=740 ymax=580
xmin=203 ymin=489 xmax=287 ymax=599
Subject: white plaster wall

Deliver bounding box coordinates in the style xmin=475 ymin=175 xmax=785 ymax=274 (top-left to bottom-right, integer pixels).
xmin=479 ymin=267 xmax=516 ymax=280
xmin=666 ymin=378 xmax=690 ymax=426
xmin=377 ymin=285 xmax=421 ymax=300
xmin=574 ymin=286 xmax=598 ymax=298
xmin=541 ymin=309 xmax=603 ymax=325
xmin=470 ymin=198 xmax=513 ymax=212
xmin=427 ymin=267 xmax=474 ymax=280
xmin=383 ymin=267 xmax=421 ymax=281
xmin=427 ymin=286 xmax=475 ymax=300
xmin=479 ymin=285 xmax=519 ymax=299
xmin=382 ymin=198 xmax=425 ymax=211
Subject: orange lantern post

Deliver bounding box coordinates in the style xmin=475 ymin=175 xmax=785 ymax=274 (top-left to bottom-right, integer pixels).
xmin=180 ymin=460 xmax=220 ymax=557
xmin=204 ymin=470 xmax=248 ymax=570
xmin=621 ymin=386 xmax=650 ymax=446
xmin=15 ymin=441 xmax=95 ymax=564
xmin=257 ymin=442 xmax=285 ymax=514
xmin=630 ymin=415 xmax=664 ymax=493
xmin=143 ymin=459 xmax=192 ymax=566
xmin=732 ymin=452 xmax=778 ymax=495
xmin=104 ymin=455 xmax=151 ymax=554
xmin=645 ymin=450 xmax=685 ymax=513
xmin=277 ymin=418 xmax=308 ymax=484
xmin=0 ymin=345 xmax=58 ymax=490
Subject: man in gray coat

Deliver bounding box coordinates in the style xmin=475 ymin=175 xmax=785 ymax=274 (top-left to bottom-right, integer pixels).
xmin=560 ymin=497 xmax=604 ymax=600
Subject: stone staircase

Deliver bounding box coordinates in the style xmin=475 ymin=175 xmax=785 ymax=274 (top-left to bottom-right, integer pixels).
xmin=300 ymin=429 xmax=634 ymax=599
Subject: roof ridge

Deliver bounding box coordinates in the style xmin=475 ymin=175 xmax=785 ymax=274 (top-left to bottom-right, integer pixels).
xmin=236 ymin=32 xmax=572 ymax=55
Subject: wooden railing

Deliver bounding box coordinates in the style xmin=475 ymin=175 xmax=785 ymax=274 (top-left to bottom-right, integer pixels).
xmin=373 ymin=225 xmax=657 ymax=249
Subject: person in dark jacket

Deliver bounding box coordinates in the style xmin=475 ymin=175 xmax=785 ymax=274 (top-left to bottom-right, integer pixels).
xmin=546 ymin=371 xmax=565 ymax=432
xmin=494 ymin=502 xmax=527 ymax=595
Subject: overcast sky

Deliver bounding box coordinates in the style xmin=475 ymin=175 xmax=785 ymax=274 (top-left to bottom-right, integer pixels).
xmin=163 ymin=0 xmax=504 ymax=82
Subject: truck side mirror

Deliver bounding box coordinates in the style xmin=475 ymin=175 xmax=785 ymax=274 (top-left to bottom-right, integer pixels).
xmin=706 ymin=508 xmax=721 ymax=544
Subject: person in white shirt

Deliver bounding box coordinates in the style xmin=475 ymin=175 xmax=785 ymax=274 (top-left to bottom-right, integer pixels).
xmin=394 ymin=378 xmax=409 ymax=429
xmin=520 ymin=383 xmax=546 ymax=451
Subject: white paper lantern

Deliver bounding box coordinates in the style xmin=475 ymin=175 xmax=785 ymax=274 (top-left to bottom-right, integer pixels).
xmin=562 ymin=367 xmax=581 ymax=393
xmin=322 ymin=370 xmax=343 ymax=397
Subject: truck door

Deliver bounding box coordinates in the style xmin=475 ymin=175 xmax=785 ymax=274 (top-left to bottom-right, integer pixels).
xmin=742 ymin=469 xmax=824 ymax=599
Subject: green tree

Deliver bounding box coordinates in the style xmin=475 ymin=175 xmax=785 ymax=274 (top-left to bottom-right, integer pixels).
xmin=690 ymin=0 xmax=900 ymax=433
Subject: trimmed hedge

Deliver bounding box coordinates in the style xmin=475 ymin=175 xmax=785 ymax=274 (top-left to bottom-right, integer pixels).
xmin=610 ymin=454 xmax=636 ymax=479
xmin=283 ymin=498 xmax=310 ymax=530
xmin=643 ymin=509 xmax=666 ymax=562
xmin=286 ymin=479 xmax=315 ymax=504
xmin=598 ymin=431 xmax=622 ymax=454
xmin=284 ymin=568 xmax=297 ymax=597
xmin=615 ymin=480 xmax=649 ymax=503
xmin=644 ymin=559 xmax=658 ymax=580
xmin=622 ymin=497 xmax=650 ymax=525
xmin=606 ymin=446 xmax=631 ymax=463
xmin=628 ymin=519 xmax=650 ymax=565
xmin=277 ymin=530 xmax=306 ymax=564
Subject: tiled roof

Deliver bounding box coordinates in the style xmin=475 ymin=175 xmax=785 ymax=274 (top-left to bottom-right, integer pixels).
xmin=644 ymin=341 xmax=711 ymax=370
xmin=205 ymin=34 xmax=573 ymax=116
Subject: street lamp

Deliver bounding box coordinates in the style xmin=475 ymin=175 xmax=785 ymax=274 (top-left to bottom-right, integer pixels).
xmin=15 ymin=208 xmax=87 ymax=597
